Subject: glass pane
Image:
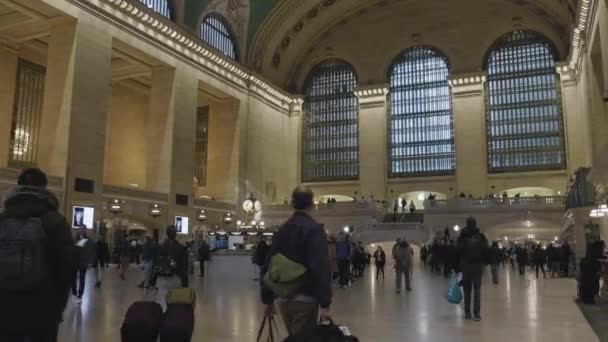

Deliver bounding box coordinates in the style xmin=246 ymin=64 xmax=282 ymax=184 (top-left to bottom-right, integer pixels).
xmin=200 ymin=15 xmax=237 ymax=60
xmin=138 ymin=0 xmax=171 ymax=18
xmin=302 ymin=59 xmax=359 ymax=182
xmin=9 ymin=59 xmax=45 ymax=168
xmin=485 ymin=31 xmax=565 ymax=173
xmin=388 ymin=47 xmax=455 ymax=178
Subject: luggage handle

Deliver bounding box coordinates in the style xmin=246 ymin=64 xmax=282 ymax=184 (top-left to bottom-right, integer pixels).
xmin=256 ymin=314 xmax=277 ymax=342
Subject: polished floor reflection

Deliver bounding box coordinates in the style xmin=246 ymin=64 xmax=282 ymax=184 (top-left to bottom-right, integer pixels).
xmin=59 ymin=256 xmax=597 ymax=342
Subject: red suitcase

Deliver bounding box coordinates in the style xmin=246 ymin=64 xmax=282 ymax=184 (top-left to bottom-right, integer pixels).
xmin=160 ymin=304 xmax=195 ymax=342
xmin=121 ymin=301 xmax=163 ymax=342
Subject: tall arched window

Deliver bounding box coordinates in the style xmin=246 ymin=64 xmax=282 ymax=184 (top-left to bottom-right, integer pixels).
xmin=138 ymin=0 xmax=172 ymax=19
xmin=302 ymin=59 xmax=359 ymax=182
xmin=485 ymin=30 xmax=565 ymax=173
xmin=388 ymin=47 xmax=455 ymax=178
xmin=200 ymin=14 xmax=238 ymax=60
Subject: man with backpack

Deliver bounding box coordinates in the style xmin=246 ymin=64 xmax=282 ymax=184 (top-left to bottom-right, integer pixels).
xmin=0 ymin=168 xmax=74 ymax=342
xmin=72 ymin=227 xmax=96 ymax=303
xmin=457 ymin=216 xmax=489 ymax=321
xmin=261 ymin=186 xmax=332 ymax=336
xmin=155 ymin=225 xmax=187 ymax=312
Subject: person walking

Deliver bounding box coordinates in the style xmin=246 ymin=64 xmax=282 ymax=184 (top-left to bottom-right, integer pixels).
xmin=547 ymin=244 xmax=561 ymax=278
xmin=261 ymin=186 xmax=332 ymax=336
xmin=489 ymin=242 xmax=502 ymax=285
xmin=94 ymin=235 xmax=110 ymax=288
xmin=335 ymin=232 xmax=352 ymax=288
xmin=119 ymin=237 xmax=130 ymax=280
xmin=0 ymin=168 xmax=75 ymax=342
xmin=420 ymin=245 xmax=428 ymax=265
xmin=532 ymin=245 xmax=546 ymax=278
xmin=253 ymin=238 xmax=270 ymax=281
xmin=561 ymin=242 xmax=573 ymax=277
xmin=457 ymin=217 xmax=489 ymax=321
xmin=393 ymin=240 xmax=413 ymax=293
xmin=516 ymin=246 xmax=528 ymax=277
xmin=444 ymin=240 xmax=459 ymax=278
xmin=327 ymin=235 xmax=339 ymax=282
xmin=138 ymin=236 xmax=157 ymax=289
xmin=198 ymin=240 xmax=211 ymax=278
xmin=373 ymin=245 xmax=386 ymax=280
xmin=155 ymin=225 xmax=187 ymax=312
xmin=72 ymin=227 xmax=96 ymax=304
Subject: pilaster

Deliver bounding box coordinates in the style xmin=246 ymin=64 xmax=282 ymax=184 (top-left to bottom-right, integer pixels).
xmin=450 ymin=73 xmax=488 ymax=196
xmin=0 ymin=47 xmax=18 ymax=168
xmin=355 ymin=84 xmax=389 ymax=200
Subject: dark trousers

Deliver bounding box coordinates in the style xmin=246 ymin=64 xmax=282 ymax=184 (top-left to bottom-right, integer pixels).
xmin=490 ymin=264 xmax=499 ymax=284
xmin=518 ymin=263 xmax=526 ymax=276
xmin=535 ymin=263 xmax=546 ymax=278
xmin=72 ymin=266 xmax=87 ymax=297
xmin=199 ymin=260 xmax=206 ymax=277
xmin=462 ymin=271 xmax=482 ymax=317
xmin=338 ymin=259 xmax=350 ymax=286
xmin=375 ymin=263 xmax=385 ymax=280
xmin=1 ymin=323 xmax=59 ymax=342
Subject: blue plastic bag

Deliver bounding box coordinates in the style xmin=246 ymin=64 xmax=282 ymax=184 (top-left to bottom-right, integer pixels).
xmin=446 ymin=273 xmax=463 ymax=304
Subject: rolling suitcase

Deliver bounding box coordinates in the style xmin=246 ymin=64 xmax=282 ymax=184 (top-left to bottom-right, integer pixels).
xmin=120 ymin=301 xmax=163 ymax=342
xmin=160 ymin=304 xmax=195 ymax=342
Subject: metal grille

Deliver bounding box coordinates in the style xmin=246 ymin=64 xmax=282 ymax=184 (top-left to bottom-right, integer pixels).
xmin=8 ymin=59 xmax=45 ymax=168
xmin=138 ymin=0 xmax=172 ymax=18
xmin=388 ymin=47 xmax=455 ymax=178
xmin=302 ymin=59 xmax=359 ymax=182
xmin=195 ymin=106 xmax=209 ymax=187
xmin=485 ymin=30 xmax=565 ymax=173
xmin=201 ymin=15 xmax=238 ymax=60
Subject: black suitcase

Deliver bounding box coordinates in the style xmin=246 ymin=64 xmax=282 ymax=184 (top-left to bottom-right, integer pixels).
xmin=120 ymin=301 xmax=163 ymax=342
xmin=160 ymin=304 xmax=195 ymax=342
xmin=284 ymin=320 xmax=359 ymax=342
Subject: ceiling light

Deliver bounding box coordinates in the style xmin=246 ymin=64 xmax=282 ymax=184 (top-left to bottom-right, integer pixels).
xmin=453 ymin=225 xmax=460 ymax=232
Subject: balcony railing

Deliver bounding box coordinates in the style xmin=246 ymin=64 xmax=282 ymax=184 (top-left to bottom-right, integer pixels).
xmin=264 ymin=201 xmax=386 ymax=216
xmin=424 ymin=196 xmax=566 ymax=211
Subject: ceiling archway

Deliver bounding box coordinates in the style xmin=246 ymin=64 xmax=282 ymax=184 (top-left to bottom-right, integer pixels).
xmin=248 ymin=0 xmax=576 ymax=90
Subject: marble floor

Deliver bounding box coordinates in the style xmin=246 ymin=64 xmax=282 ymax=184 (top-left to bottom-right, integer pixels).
xmin=59 ymin=256 xmax=598 ymax=342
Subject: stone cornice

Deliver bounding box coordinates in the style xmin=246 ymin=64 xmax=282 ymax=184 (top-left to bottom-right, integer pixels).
xmin=354 ymin=84 xmax=389 ymax=109
xmin=449 ymin=72 xmax=486 ymax=97
xmin=569 ymin=0 xmax=595 ymax=72
xmin=71 ymin=0 xmax=297 ymax=112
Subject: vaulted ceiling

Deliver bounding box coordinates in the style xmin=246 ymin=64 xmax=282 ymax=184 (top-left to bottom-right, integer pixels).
xmin=184 ymin=0 xmax=579 ymax=91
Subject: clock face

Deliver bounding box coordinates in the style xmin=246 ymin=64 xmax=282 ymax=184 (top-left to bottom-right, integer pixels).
xmin=243 ymin=200 xmax=253 ymax=212
xmin=254 ymin=200 xmax=262 ymax=211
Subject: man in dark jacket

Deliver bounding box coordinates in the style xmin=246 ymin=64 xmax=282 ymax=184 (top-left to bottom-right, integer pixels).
xmin=155 ymin=225 xmax=187 ymax=312
xmin=457 ymin=216 xmax=489 ymax=321
xmin=262 ymin=186 xmax=332 ymax=336
xmin=0 ymin=168 xmax=74 ymax=342
xmin=198 ymin=239 xmax=211 ymax=278
xmin=94 ymin=234 xmax=110 ymax=288
xmin=72 ymin=227 xmax=95 ymax=303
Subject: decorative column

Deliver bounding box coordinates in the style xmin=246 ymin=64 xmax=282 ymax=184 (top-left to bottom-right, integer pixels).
xmin=38 ymin=20 xmax=113 ymax=216
xmin=0 ymin=46 xmax=18 ymax=168
xmin=355 ymin=85 xmax=389 ymax=200
xmin=450 ymin=73 xmax=488 ymax=196
xmin=147 ymin=66 xmax=198 ymax=227
xmin=558 ymin=64 xmax=593 ymax=171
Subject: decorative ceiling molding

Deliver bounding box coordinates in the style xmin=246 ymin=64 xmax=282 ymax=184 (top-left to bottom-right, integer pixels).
xmin=568 ymin=0 xmax=594 ymax=71
xmin=69 ymin=0 xmax=296 ymax=112
xmin=250 ymin=0 xmax=578 ymax=86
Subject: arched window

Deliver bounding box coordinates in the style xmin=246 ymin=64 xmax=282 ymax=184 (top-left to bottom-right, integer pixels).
xmin=388 ymin=47 xmax=455 ymax=178
xmin=138 ymin=0 xmax=172 ymax=19
xmin=200 ymin=14 xmax=238 ymax=60
xmin=485 ymin=30 xmax=565 ymax=173
xmin=302 ymin=59 xmax=359 ymax=182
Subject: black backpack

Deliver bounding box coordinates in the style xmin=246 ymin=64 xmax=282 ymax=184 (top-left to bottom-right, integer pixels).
xmin=155 ymin=240 xmax=182 ymax=277
xmin=0 ymin=217 xmax=49 ymax=291
xmin=463 ymin=233 xmax=488 ymax=264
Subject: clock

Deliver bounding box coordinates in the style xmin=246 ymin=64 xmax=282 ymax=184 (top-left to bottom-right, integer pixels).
xmin=242 ymin=200 xmax=254 ymax=212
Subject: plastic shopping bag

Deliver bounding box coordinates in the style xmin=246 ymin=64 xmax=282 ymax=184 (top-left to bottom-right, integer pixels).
xmin=446 ymin=272 xmax=463 ymax=304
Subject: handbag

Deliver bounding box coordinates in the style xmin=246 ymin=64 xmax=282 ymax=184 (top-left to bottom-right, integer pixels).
xmin=257 ymin=314 xmax=278 ymax=342
xmin=446 ymin=272 xmax=463 ymax=304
